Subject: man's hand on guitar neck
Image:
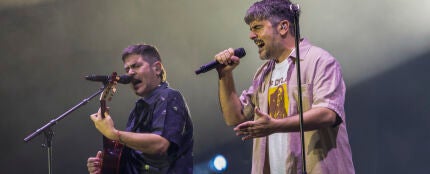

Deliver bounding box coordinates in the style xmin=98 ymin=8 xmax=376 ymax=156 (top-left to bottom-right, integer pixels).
xmin=90 ymin=108 xmax=119 ymax=141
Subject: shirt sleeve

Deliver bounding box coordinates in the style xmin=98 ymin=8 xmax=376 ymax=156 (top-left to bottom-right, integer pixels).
xmin=311 ymin=51 xmax=346 ymax=123
xmin=151 ymin=90 xmax=189 ymax=151
xmin=240 ymin=61 xmax=272 ymax=120
xmin=240 ymin=84 xmax=256 ymax=120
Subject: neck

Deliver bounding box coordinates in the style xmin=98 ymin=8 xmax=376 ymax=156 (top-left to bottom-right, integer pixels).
xmin=275 ymin=35 xmax=297 ymax=63
xmin=274 ymin=45 xmax=295 ymax=63
xmin=139 ymin=80 xmax=162 ymax=98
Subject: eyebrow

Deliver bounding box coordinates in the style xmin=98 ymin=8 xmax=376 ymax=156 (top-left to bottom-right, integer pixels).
xmin=250 ymin=24 xmax=262 ymax=30
xmin=124 ymin=61 xmax=137 ymax=70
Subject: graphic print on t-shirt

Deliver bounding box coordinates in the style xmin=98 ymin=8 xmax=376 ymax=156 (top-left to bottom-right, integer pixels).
xmin=268 ymin=83 xmax=289 ymax=119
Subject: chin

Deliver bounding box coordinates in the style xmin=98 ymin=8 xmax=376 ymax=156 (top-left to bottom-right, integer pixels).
xmin=259 ymin=54 xmax=270 ymax=60
xmin=258 ymin=50 xmax=268 ymax=60
xmin=133 ymin=89 xmax=144 ymax=97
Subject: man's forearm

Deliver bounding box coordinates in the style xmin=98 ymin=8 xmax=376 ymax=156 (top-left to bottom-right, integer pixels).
xmin=274 ymin=107 xmax=338 ymax=132
xmin=116 ymin=130 xmax=170 ymax=156
xmin=218 ymin=72 xmax=248 ymax=126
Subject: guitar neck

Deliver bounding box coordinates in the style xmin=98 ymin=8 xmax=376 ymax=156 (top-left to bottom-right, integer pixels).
xmin=100 ymin=100 xmax=106 ymax=119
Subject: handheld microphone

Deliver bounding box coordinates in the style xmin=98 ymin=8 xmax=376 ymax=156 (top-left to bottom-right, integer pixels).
xmin=85 ymin=74 xmax=132 ymax=84
xmin=195 ymin=48 xmax=246 ymax=75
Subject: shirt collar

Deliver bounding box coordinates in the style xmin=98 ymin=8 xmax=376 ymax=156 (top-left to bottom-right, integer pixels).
xmin=288 ymin=38 xmax=311 ymax=61
xmin=138 ymin=82 xmax=169 ymax=105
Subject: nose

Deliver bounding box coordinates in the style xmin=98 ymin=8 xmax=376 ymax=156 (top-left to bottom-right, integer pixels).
xmin=249 ymin=31 xmax=257 ymax=40
xmin=126 ymin=68 xmax=136 ymax=76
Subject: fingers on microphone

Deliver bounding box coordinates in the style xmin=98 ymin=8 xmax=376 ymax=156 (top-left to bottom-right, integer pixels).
xmin=215 ymin=48 xmax=234 ymax=65
xmin=226 ymin=48 xmax=238 ymax=64
xmin=223 ymin=51 xmax=231 ymax=64
xmin=215 ymin=52 xmax=223 ymax=64
xmin=227 ymin=48 xmax=234 ymax=55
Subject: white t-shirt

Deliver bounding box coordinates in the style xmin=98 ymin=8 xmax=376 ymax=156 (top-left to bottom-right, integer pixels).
xmin=267 ymin=57 xmax=292 ymax=174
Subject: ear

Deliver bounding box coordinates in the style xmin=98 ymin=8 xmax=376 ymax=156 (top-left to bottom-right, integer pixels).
xmin=278 ymin=20 xmax=289 ymax=35
xmin=152 ymin=61 xmax=162 ymax=75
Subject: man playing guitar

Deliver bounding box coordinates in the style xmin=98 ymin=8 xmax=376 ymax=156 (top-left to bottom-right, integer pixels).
xmin=87 ymin=44 xmax=194 ymax=174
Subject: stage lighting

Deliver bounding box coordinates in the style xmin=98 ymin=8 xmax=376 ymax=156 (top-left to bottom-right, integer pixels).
xmin=208 ymin=154 xmax=227 ymax=173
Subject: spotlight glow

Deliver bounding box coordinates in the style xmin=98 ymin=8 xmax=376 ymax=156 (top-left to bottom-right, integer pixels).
xmin=209 ymin=154 xmax=227 ymax=173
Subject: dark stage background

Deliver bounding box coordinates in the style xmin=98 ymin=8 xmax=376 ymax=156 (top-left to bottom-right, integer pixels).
xmin=1 ymin=0 xmax=429 ymax=173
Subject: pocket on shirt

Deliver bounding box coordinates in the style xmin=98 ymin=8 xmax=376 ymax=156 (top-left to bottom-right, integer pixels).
xmin=289 ymin=83 xmax=313 ymax=113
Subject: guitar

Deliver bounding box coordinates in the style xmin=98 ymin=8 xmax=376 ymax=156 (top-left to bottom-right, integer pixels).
xmin=99 ymin=72 xmax=124 ymax=174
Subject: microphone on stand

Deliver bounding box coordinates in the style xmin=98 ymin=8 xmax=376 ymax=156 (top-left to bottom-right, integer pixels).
xmin=195 ymin=48 xmax=246 ymax=75
xmin=85 ymin=74 xmax=132 ymax=84
xmin=290 ymin=3 xmax=300 ymax=14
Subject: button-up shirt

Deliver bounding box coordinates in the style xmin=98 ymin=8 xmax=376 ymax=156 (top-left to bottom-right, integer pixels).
xmin=240 ymin=39 xmax=355 ymax=174
xmin=120 ymin=82 xmax=193 ymax=174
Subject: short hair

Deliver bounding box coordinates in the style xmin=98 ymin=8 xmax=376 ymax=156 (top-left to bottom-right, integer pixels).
xmin=244 ymin=0 xmax=299 ymax=36
xmin=121 ymin=44 xmax=166 ymax=82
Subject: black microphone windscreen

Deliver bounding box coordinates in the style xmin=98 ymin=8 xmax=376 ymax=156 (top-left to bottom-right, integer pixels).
xmin=234 ymin=48 xmax=246 ymax=58
xmin=117 ymin=75 xmax=131 ymax=84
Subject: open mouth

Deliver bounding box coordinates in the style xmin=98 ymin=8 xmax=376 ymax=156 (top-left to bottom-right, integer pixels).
xmin=131 ymin=79 xmax=142 ymax=86
xmin=254 ymin=39 xmax=265 ymax=48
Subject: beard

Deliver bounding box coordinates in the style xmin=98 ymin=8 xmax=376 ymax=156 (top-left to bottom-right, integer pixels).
xmin=258 ymin=41 xmax=279 ymax=60
xmin=257 ymin=30 xmax=282 ymax=60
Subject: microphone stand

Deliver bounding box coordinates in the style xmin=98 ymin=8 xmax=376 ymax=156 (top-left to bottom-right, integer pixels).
xmin=291 ymin=4 xmax=307 ymax=174
xmin=23 ymin=84 xmax=107 ymax=174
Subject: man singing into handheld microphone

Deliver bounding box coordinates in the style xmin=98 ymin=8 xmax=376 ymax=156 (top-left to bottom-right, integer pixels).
xmin=87 ymin=44 xmax=193 ymax=174
xmin=214 ymin=0 xmax=354 ymax=173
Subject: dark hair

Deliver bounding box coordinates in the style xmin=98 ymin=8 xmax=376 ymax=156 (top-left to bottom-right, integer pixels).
xmin=244 ymin=0 xmax=299 ymax=36
xmin=121 ymin=44 xmax=166 ymax=82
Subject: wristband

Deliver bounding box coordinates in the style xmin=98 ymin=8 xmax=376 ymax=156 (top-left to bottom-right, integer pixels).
xmin=116 ymin=130 xmax=125 ymax=144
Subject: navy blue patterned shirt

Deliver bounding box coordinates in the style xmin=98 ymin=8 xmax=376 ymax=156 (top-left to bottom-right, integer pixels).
xmin=119 ymin=82 xmax=193 ymax=174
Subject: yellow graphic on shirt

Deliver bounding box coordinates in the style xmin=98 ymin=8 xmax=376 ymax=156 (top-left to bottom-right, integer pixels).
xmin=268 ymin=84 xmax=289 ymax=119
